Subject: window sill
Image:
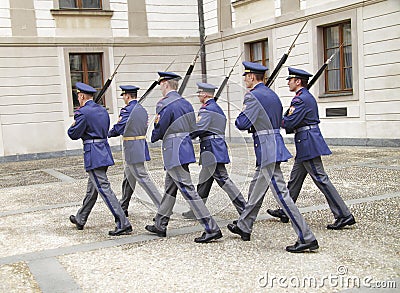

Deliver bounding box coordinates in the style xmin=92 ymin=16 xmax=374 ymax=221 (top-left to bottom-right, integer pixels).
xmin=50 ymin=9 xmax=113 ymax=17
xmin=319 ymin=92 xmax=353 ymax=98
xmin=232 ymin=0 xmax=262 ymax=8
xmin=318 ymin=91 xmax=357 ymax=103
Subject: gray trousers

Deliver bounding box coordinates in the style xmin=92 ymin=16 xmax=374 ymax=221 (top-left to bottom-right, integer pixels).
xmin=120 ymin=163 xmax=162 ymax=212
xmin=154 ymin=164 xmax=220 ymax=234
xmin=237 ymin=163 xmax=316 ymax=244
xmin=197 ymin=163 xmax=246 ymax=214
xmin=288 ymin=156 xmax=351 ymax=219
xmin=75 ymin=167 xmax=131 ymax=229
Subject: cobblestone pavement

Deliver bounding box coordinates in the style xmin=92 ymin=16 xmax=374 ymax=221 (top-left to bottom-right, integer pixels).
xmin=0 ymin=144 xmax=399 ymax=293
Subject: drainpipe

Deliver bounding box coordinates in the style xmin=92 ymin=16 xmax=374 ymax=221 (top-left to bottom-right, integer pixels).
xmin=197 ymin=0 xmax=207 ymax=82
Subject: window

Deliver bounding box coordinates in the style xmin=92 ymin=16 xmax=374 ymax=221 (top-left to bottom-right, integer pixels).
xmin=249 ymin=39 xmax=269 ymax=78
xmin=69 ymin=53 xmax=104 ymax=108
xmin=59 ymin=0 xmax=102 ymax=9
xmin=323 ymin=21 xmax=352 ymax=93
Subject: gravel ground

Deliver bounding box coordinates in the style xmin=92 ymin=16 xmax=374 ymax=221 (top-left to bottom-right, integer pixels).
xmin=0 ymin=144 xmax=399 ymax=292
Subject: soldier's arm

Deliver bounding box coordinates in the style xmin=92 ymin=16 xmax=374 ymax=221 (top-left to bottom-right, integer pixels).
xmin=67 ymin=111 xmax=86 ymax=140
xmin=151 ymin=108 xmax=171 ymax=143
xmin=235 ymin=93 xmax=258 ymax=131
xmin=282 ymin=97 xmax=306 ymax=132
xmin=190 ymin=108 xmax=210 ymax=139
xmin=108 ymin=107 xmax=130 ymax=137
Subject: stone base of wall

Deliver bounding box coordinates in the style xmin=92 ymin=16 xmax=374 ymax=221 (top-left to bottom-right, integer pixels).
xmin=1 ymin=138 xmax=399 ymax=163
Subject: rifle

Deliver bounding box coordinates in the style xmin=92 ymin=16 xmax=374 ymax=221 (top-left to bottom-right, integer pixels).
xmin=95 ymin=54 xmax=126 ymax=104
xmin=138 ymin=59 xmax=175 ymax=104
xmin=265 ymin=20 xmax=308 ymax=88
xmin=214 ymin=52 xmax=243 ymax=101
xmin=178 ymin=36 xmax=207 ymax=95
xmin=307 ymin=43 xmax=344 ymax=90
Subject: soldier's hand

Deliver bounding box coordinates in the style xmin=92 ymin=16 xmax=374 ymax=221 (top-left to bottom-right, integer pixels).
xmin=284 ymin=108 xmax=290 ymax=117
xmin=247 ymin=125 xmax=256 ymax=133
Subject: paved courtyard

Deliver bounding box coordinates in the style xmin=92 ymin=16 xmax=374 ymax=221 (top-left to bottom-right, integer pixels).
xmin=0 ymin=143 xmax=399 ymax=292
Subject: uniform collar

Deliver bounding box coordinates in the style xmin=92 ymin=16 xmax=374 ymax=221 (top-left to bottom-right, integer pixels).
xmin=203 ymin=98 xmax=214 ymax=106
xmin=128 ymin=99 xmax=138 ymax=105
xmin=83 ymin=99 xmax=94 ymax=107
xmin=250 ymin=82 xmax=264 ymax=91
xmin=295 ymin=87 xmax=304 ymax=95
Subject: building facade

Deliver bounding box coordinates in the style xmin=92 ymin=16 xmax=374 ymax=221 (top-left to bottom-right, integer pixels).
xmin=0 ymin=0 xmax=399 ymax=160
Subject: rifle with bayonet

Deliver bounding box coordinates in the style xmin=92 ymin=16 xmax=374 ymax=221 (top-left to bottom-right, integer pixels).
xmin=307 ymin=43 xmax=344 ymax=90
xmin=265 ymin=20 xmax=308 ymax=88
xmin=178 ymin=36 xmax=207 ymax=95
xmin=214 ymin=52 xmax=244 ymax=101
xmin=138 ymin=59 xmax=175 ymax=104
xmin=95 ymin=54 xmax=126 ymax=104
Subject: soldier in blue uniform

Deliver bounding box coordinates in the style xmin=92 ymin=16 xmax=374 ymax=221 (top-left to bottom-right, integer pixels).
xmin=181 ymin=82 xmax=246 ymax=219
xmin=68 ymin=82 xmax=132 ymax=236
xmin=267 ymin=67 xmax=356 ymax=230
xmin=108 ymin=85 xmax=162 ymax=217
xmin=227 ymin=62 xmax=318 ymax=253
xmin=144 ymin=72 xmax=222 ymax=243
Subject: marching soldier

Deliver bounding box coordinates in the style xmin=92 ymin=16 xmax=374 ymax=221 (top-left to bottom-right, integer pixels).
xmin=267 ymin=67 xmax=356 ymax=230
xmin=227 ymin=62 xmax=319 ymax=252
xmin=68 ymin=82 xmax=132 ymax=236
xmin=181 ymin=82 xmax=246 ymax=219
xmin=144 ymin=72 xmax=223 ymax=243
xmin=108 ymin=85 xmax=162 ymax=217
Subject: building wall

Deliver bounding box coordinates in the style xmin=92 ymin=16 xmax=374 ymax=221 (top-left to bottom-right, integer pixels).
xmin=214 ymin=0 xmax=400 ymax=142
xmin=0 ymin=0 xmax=399 ymax=159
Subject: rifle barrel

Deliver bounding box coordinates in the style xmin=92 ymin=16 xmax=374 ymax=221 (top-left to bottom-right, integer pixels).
xmin=307 ymin=46 xmax=340 ymax=90
xmin=95 ymin=54 xmax=126 ymax=104
xmin=177 ymin=37 xmax=207 ymax=95
xmin=265 ymin=20 xmax=308 ymax=88
xmin=265 ymin=53 xmax=288 ymax=87
xmin=139 ymin=59 xmax=176 ymax=104
xmin=214 ymin=52 xmax=243 ymax=101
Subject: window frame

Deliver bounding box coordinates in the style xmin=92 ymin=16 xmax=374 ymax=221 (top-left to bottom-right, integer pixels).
xmin=69 ymin=53 xmax=105 ymax=109
xmin=59 ymin=0 xmax=102 ymax=9
xmin=311 ymin=9 xmax=359 ymax=106
xmin=323 ymin=21 xmax=353 ymax=94
xmin=63 ymin=47 xmax=113 ymax=116
xmin=53 ymin=0 xmax=111 ymax=11
xmin=248 ymin=39 xmax=270 ymax=82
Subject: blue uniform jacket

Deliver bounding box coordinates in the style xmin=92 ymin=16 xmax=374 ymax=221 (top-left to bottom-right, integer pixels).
xmin=68 ymin=100 xmax=114 ymax=171
xmin=235 ymin=83 xmax=292 ymax=167
xmin=151 ymin=91 xmax=196 ymax=170
xmin=282 ymin=87 xmax=331 ymax=162
xmin=108 ymin=99 xmax=133 ymax=137
xmin=108 ymin=100 xmax=151 ymax=164
xmin=190 ymin=99 xmax=230 ymax=166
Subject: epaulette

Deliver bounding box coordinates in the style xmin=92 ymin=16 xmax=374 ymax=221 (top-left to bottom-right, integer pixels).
xmin=199 ymin=108 xmax=207 ymax=112
xmin=292 ymin=97 xmax=303 ymax=104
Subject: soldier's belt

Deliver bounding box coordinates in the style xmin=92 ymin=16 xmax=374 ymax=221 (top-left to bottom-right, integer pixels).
xmin=254 ymin=129 xmax=281 ymax=136
xmin=294 ymin=125 xmax=318 ymax=134
xmin=199 ymin=134 xmax=225 ymax=142
xmin=164 ymin=132 xmax=189 ymax=140
xmin=123 ymin=136 xmax=146 ymax=141
xmin=83 ymin=138 xmax=107 ymax=144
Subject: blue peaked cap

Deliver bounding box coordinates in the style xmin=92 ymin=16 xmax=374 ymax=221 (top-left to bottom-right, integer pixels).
xmin=76 ymin=82 xmax=97 ymax=94
xmin=157 ymin=71 xmax=182 ymax=84
xmin=242 ymin=61 xmax=268 ymax=76
xmin=120 ymin=85 xmax=140 ymax=96
xmin=196 ymin=82 xmax=218 ymax=93
xmin=286 ymin=67 xmax=313 ymax=80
